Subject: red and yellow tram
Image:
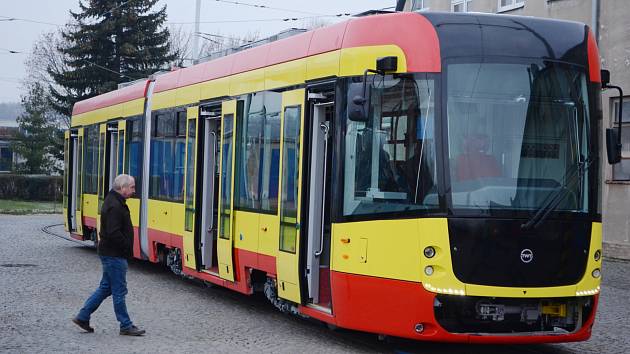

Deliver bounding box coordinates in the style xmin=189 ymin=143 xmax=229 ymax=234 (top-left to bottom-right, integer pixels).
xmin=63 ymin=11 xmax=606 ymax=343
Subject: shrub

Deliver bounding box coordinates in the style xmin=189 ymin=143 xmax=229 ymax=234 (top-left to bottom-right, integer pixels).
xmin=0 ymin=174 xmax=63 ymax=201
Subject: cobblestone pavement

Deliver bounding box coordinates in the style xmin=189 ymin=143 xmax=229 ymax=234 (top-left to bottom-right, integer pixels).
xmin=1 ymin=214 xmax=629 ymax=354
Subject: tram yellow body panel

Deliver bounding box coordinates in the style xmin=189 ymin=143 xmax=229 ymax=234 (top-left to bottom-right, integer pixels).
xmin=331 ymin=218 xmax=423 ymax=282
xmin=82 ymin=194 xmax=98 ymax=219
xmin=339 ymin=45 xmax=407 ymax=76
xmin=332 ymin=218 xmax=603 ymax=299
xmin=233 ymin=210 xmax=260 ymax=254
xmin=126 ymin=198 xmax=141 ymax=227
xmin=147 ymin=199 xmax=184 ymax=235
xmin=72 ymin=98 xmax=144 ymax=127
xmin=199 ymin=77 xmax=230 ymax=102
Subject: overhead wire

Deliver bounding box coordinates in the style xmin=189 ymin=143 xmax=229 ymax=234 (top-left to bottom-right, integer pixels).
xmin=210 ymin=0 xmax=331 ymax=16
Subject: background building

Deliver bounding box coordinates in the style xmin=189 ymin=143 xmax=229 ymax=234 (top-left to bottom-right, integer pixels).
xmin=399 ymin=0 xmax=630 ymax=259
xmin=0 ymin=126 xmax=17 ymax=173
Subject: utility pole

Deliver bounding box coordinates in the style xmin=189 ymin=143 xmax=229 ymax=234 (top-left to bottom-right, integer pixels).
xmin=192 ymin=0 xmax=201 ymax=64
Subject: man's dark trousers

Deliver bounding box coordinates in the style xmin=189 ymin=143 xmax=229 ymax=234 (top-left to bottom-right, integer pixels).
xmin=76 ymin=256 xmax=133 ymax=329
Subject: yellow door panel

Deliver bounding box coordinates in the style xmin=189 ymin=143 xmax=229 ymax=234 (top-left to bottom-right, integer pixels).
xmin=217 ymin=100 xmax=237 ymax=281
xmin=182 ymin=106 xmax=199 ymax=270
xmin=63 ymin=131 xmax=70 ymax=232
xmin=75 ymin=127 xmax=84 ymax=236
xmin=258 ymin=213 xmax=279 ymax=257
xmin=233 ymin=211 xmax=260 ymax=253
xmin=117 ymin=121 xmax=126 ymax=175
xmin=96 ymin=124 xmax=108 ymax=238
xmin=83 ymin=194 xmax=98 ymax=219
xmin=276 ymin=89 xmax=305 ymax=303
xmin=147 ymin=199 xmax=173 ymax=233
xmin=126 ymin=198 xmax=141 ymax=227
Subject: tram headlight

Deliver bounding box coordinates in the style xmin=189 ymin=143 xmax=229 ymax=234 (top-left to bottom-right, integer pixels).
xmin=592 ymin=268 xmax=601 ymax=278
xmin=594 ymin=249 xmax=602 ymax=261
xmin=424 ymin=266 xmax=434 ymax=276
xmin=423 ymin=246 xmax=436 ymax=258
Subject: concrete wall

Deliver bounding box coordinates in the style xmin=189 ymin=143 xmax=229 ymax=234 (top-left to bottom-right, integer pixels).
xmin=402 ymin=0 xmax=630 ymax=259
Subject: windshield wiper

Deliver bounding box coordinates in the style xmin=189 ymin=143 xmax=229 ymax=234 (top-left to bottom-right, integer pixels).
xmin=520 ymin=158 xmax=592 ymax=231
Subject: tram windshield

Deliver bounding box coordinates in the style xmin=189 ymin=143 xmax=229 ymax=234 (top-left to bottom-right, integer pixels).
xmin=446 ymin=60 xmax=591 ymax=213
xmin=343 ymin=74 xmax=438 ymax=216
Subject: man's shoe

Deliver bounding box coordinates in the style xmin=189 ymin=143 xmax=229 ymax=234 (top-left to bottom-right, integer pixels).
xmin=72 ymin=317 xmax=94 ymax=333
xmin=120 ymin=325 xmax=145 ymax=336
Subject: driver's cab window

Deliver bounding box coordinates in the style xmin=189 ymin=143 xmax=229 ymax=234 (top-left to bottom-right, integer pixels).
xmin=343 ymin=74 xmax=437 ymax=216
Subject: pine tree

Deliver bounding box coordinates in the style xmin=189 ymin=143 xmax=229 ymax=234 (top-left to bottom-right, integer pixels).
xmin=12 ymin=83 xmax=62 ymax=174
xmin=49 ymin=0 xmax=176 ymax=117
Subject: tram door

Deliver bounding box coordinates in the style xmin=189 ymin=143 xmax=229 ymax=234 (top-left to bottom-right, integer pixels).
xmin=75 ymin=128 xmax=84 ymax=236
xmin=64 ymin=130 xmax=80 ymax=232
xmin=276 ymin=89 xmax=305 ymax=303
xmin=305 ymin=87 xmax=335 ymax=310
xmin=217 ymin=100 xmax=237 ymax=281
xmin=96 ymin=122 xmax=118 ymax=237
xmin=198 ymin=104 xmax=222 ymax=272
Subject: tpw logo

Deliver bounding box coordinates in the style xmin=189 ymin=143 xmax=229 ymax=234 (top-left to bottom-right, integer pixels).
xmin=520 ymin=249 xmax=534 ymax=263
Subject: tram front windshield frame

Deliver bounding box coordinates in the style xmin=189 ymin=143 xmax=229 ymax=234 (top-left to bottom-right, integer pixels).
xmin=445 ymin=58 xmax=592 ymax=215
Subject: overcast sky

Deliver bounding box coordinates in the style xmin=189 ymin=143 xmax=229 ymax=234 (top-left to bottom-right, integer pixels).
xmin=0 ymin=0 xmax=394 ymax=105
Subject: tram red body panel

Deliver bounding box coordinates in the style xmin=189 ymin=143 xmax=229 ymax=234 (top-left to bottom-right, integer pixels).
xmin=342 ymin=13 xmax=441 ymax=72
xmin=72 ymin=80 xmax=150 ymax=116
xmin=330 ymin=271 xmax=598 ymax=343
xmin=587 ymin=29 xmax=601 ymax=83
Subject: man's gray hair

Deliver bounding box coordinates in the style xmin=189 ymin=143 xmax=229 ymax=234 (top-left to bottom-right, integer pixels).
xmin=112 ymin=174 xmax=135 ymax=191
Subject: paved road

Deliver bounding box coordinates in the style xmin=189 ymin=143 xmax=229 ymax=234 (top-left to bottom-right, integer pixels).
xmin=1 ymin=214 xmax=628 ymax=354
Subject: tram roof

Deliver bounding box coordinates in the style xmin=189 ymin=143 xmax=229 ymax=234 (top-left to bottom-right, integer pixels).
xmin=72 ymin=11 xmax=441 ymax=116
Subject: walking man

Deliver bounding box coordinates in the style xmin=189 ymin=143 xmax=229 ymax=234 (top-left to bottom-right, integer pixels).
xmin=72 ymin=174 xmax=145 ymax=336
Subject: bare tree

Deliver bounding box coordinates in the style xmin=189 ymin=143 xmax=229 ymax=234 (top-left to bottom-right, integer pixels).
xmin=198 ymin=31 xmax=261 ymax=59
xmin=22 ymin=30 xmax=72 ymax=129
xmin=299 ymin=17 xmax=331 ymax=30
xmin=168 ymin=25 xmax=194 ymax=67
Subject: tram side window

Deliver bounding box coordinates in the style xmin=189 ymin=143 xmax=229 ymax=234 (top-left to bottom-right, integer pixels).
xmin=343 ymin=75 xmax=438 ymax=216
xmin=279 ymin=106 xmax=301 ymax=253
xmin=184 ymin=118 xmax=197 ymax=232
xmin=124 ymin=117 xmax=143 ymax=194
xmin=83 ymin=125 xmax=99 ymax=194
xmin=235 ymin=92 xmax=281 ymax=213
xmin=149 ymin=110 xmax=186 ymax=202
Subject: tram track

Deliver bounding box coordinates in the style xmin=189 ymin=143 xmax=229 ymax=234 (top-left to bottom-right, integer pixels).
xmin=41 ymin=223 xmax=95 ymax=249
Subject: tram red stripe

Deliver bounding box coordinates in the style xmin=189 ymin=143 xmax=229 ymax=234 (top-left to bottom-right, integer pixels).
xmin=72 ymin=80 xmax=150 ymax=116
xmin=330 ymin=271 xmax=598 ymax=343
xmin=587 ymin=29 xmax=601 ymax=83
xmin=83 ymin=216 xmax=96 ymax=228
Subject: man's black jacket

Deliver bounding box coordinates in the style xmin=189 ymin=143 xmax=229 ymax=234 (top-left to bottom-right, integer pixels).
xmin=98 ymin=190 xmax=134 ymax=258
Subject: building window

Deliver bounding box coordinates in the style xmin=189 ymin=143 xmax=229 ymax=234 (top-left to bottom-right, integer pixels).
xmin=0 ymin=145 xmax=12 ymax=172
xmin=412 ymin=0 xmax=427 ymax=10
xmin=452 ymin=0 xmax=472 ymax=12
xmin=611 ymin=98 xmax=630 ymax=180
xmin=498 ymin=0 xmax=525 ymax=12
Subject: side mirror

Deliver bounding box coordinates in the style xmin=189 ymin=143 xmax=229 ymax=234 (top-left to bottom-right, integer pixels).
xmin=348 ymin=83 xmax=369 ymax=122
xmin=606 ymin=128 xmax=622 ymax=164
xmin=601 ymin=69 xmax=610 ymax=88
xmin=376 ymin=56 xmax=398 ymax=73
xmin=601 ymin=68 xmax=624 ymax=165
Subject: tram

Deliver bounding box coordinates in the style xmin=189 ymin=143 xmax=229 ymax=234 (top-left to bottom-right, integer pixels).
xmin=63 ymin=11 xmax=612 ymax=343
